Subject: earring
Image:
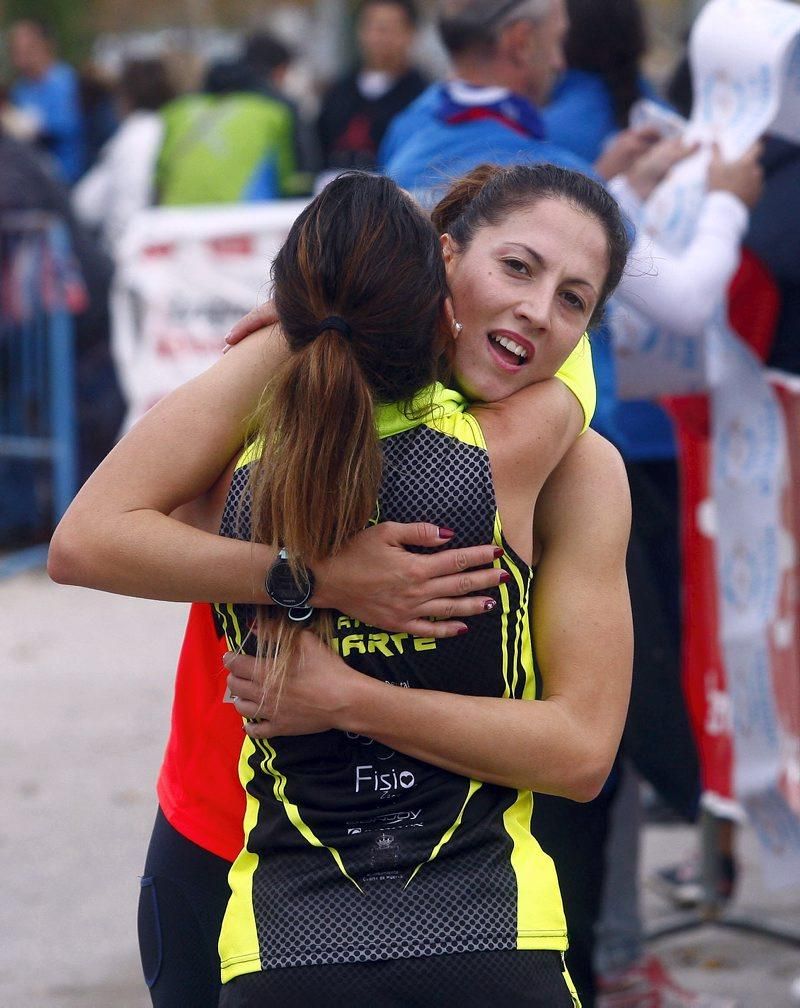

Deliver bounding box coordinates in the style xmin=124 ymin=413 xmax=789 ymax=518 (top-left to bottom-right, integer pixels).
xmin=453 ymin=320 xmax=463 ymax=338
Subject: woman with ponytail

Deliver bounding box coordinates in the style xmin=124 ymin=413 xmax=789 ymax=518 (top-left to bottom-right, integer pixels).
xmin=237 ymin=173 xmax=449 ymax=707
xmin=52 ymin=164 xmax=632 ymax=1006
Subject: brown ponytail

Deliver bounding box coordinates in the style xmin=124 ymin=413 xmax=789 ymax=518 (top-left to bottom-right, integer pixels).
xmin=245 ymin=172 xmax=448 ymax=702
xmin=251 ymin=334 xmax=382 ymax=571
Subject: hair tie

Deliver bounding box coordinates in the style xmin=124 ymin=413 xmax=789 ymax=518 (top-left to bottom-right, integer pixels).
xmin=316 ymin=316 xmax=352 ymax=340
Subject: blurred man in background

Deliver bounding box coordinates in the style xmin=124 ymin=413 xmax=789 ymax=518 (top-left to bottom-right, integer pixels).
xmin=380 ymin=0 xmax=654 ymax=205
xmin=317 ymin=0 xmax=427 ymax=172
xmin=8 ymin=18 xmax=85 ymax=183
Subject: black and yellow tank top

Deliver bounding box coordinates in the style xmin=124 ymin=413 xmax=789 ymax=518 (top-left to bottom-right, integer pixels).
xmin=217 ymin=383 xmax=569 ymax=983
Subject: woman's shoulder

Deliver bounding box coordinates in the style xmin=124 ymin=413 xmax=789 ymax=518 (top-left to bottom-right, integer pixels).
xmin=536 ymin=430 xmax=630 ymax=547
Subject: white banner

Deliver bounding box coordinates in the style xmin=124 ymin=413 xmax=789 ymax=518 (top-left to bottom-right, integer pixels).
xmin=613 ymin=0 xmax=800 ymax=881
xmin=111 ymin=201 xmax=307 ymax=429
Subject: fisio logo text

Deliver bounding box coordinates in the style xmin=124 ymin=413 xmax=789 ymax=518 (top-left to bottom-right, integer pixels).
xmin=355 ymin=764 xmax=416 ymax=793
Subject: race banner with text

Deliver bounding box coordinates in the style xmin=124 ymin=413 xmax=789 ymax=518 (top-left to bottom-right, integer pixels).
xmin=111 ymin=201 xmax=308 ymax=430
xmin=612 ymin=0 xmax=800 ymax=881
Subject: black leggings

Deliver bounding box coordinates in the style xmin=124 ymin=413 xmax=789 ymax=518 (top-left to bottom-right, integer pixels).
xmin=220 ymin=950 xmax=579 ymax=1007
xmin=138 ymin=808 xmax=232 ymax=1008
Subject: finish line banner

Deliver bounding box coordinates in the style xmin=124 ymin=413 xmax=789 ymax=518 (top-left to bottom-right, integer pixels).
xmin=611 ymin=0 xmax=800 ymax=883
xmin=111 ymin=201 xmax=307 ymax=429
xmin=668 ymin=374 xmax=800 ymax=882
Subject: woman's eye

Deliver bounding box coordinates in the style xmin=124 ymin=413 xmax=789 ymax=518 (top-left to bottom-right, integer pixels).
xmin=503 ymin=258 xmax=530 ymax=275
xmin=561 ymin=291 xmax=586 ymax=311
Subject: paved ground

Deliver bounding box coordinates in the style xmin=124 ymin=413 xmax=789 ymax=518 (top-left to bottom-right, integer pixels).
xmin=1 ymin=569 xmax=798 ymax=1007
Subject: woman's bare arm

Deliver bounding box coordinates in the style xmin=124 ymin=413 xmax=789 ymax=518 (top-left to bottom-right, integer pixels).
xmin=230 ymin=431 xmax=633 ymax=801
xmin=49 ymin=326 xmax=285 ymax=601
xmin=48 ymin=327 xmax=506 ymax=635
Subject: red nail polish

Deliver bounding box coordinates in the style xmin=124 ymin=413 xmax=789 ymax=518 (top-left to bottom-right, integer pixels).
xmin=493 ymin=547 xmax=504 ymax=559
xmin=438 ymin=527 xmax=455 ymax=539
xmin=457 ymin=626 xmax=469 ymax=635
xmin=483 ymin=599 xmax=497 ymax=612
xmin=499 ymin=571 xmax=511 ymax=584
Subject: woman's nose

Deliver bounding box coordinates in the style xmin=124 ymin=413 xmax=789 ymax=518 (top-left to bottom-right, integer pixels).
xmin=514 ymin=287 xmax=552 ymax=330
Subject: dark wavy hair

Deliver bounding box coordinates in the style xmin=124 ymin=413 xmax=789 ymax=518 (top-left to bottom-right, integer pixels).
xmin=432 ymin=162 xmax=631 ymax=329
xmin=247 ymin=171 xmax=447 ymax=701
xmin=564 ymin=0 xmax=647 ymax=127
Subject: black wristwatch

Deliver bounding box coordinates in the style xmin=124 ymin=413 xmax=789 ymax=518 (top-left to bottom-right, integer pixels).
xmin=266 ymin=548 xmax=315 ymax=623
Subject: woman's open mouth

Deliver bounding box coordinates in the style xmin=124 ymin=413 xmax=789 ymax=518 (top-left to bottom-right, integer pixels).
xmin=487 ymin=332 xmax=533 ymax=370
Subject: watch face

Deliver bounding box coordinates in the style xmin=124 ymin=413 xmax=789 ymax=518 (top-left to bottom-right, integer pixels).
xmin=268 ymin=559 xmax=312 ymax=608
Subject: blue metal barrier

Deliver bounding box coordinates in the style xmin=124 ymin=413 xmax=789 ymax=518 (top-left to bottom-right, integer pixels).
xmin=0 ymin=211 xmax=79 ymax=577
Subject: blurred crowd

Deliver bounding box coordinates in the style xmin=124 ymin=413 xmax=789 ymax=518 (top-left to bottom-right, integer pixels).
xmin=2 ymin=2 xmax=799 ymax=1007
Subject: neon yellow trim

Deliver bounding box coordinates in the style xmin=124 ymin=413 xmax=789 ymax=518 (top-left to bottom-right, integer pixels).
xmin=214 ymin=601 xmax=246 ymax=652
xmin=405 ymin=778 xmax=483 ymax=887
xmin=518 ymin=591 xmax=537 ymax=701
xmin=425 ymin=407 xmax=487 ymax=449
xmin=375 ymin=383 xmax=467 ymax=439
xmin=516 ymin=933 xmax=570 ymax=950
xmin=502 ymin=554 xmax=535 ymax=701
xmin=258 ymin=737 xmax=363 ymax=893
xmin=236 ymin=439 xmax=261 ymax=468
xmin=562 ymin=958 xmax=583 ymax=1007
xmin=503 ymin=790 xmax=568 ymax=946
xmin=502 ymin=541 xmax=527 ymax=699
xmin=555 ymin=333 xmax=595 ymax=434
xmin=493 ymin=513 xmax=515 ymax=699
xmin=219 ymin=736 xmax=261 ymax=978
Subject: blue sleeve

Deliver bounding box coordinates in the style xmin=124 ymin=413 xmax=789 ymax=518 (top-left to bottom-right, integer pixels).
xmin=244 ymin=155 xmax=279 ymax=201
xmin=41 ymin=68 xmax=83 ymax=142
xmin=543 ymin=73 xmax=617 ymax=163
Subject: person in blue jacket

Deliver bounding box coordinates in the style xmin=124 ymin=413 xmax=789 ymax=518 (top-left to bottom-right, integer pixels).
xmin=543 ymin=0 xmax=666 ymax=164
xmin=379 ymin=0 xmax=656 ymax=209
xmin=8 ymin=19 xmax=85 ymax=184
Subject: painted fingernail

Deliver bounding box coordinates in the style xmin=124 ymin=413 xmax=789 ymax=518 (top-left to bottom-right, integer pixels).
xmin=499 ymin=571 xmax=511 ymax=584
xmin=493 ymin=547 xmax=504 ymax=559
xmin=438 ymin=527 xmax=455 ymax=539
xmin=457 ymin=625 xmax=469 ymax=635
xmin=483 ymin=599 xmax=497 ymax=612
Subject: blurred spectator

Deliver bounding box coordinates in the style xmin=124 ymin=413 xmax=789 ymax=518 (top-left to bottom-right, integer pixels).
xmin=543 ymin=0 xmax=668 ymax=163
xmin=73 ymin=58 xmax=175 ymax=253
xmin=0 ymin=126 xmax=124 ymax=541
xmin=742 ymin=137 xmax=800 ymax=374
xmin=243 ymin=31 xmax=320 ymax=192
xmin=317 ymin=0 xmax=427 ymax=172
xmin=78 ymin=64 xmax=119 ymax=174
xmin=0 ymin=81 xmax=39 ymax=142
xmin=155 ymin=58 xmax=296 ymax=205
xmin=591 ymin=136 xmax=765 ymax=1008
xmin=379 ymin=0 xmax=658 ymax=206
xmin=7 ymin=18 xmax=85 ymax=183
xmin=669 ymin=54 xmax=800 ymax=377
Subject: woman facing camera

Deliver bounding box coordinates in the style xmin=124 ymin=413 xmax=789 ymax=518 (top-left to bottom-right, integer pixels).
xmin=51 ymin=165 xmax=632 ymax=1006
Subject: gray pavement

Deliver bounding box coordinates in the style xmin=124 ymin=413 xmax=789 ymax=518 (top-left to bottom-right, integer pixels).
xmin=1 ymin=569 xmax=798 ymax=1007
